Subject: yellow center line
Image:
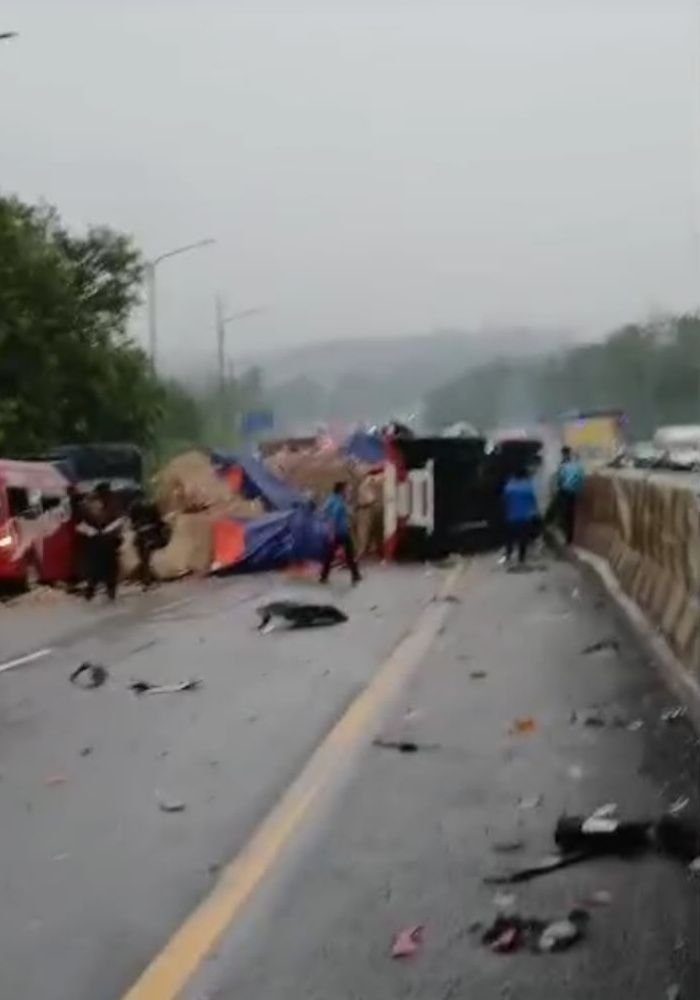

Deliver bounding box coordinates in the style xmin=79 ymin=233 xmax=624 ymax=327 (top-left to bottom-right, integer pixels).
xmin=121 ymin=562 xmax=466 ymax=1000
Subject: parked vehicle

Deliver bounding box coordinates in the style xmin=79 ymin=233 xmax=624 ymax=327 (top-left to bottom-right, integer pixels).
xmin=653 ymin=426 xmax=700 ymax=472
xmin=0 ymin=460 xmax=74 ymax=589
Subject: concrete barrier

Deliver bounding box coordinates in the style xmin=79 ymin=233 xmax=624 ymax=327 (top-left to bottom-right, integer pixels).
xmin=577 ymin=470 xmax=700 ymax=687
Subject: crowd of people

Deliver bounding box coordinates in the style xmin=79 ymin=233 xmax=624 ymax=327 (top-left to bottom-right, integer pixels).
xmin=68 ymin=447 xmax=585 ymax=602
xmin=502 ymin=446 xmax=585 ymax=566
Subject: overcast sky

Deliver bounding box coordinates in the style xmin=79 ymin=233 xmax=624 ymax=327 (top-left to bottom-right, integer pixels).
xmin=2 ymin=0 xmax=700 ymax=368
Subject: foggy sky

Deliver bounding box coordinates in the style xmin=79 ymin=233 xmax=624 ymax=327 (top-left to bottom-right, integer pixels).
xmin=2 ymin=0 xmax=700 ymax=369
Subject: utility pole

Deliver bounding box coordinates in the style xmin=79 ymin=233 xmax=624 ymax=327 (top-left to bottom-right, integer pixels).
xmin=144 ymin=237 xmax=215 ymax=372
xmin=214 ymin=301 xmax=266 ymax=443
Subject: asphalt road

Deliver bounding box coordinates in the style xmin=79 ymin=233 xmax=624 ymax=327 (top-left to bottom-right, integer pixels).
xmin=186 ymin=556 xmax=700 ymax=1000
xmin=0 ymin=565 xmax=438 ymax=1000
xmin=0 ymin=556 xmax=698 ymax=1000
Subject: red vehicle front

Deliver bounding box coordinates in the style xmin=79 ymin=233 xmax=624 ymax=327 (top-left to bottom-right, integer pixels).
xmin=0 ymin=460 xmax=75 ymax=588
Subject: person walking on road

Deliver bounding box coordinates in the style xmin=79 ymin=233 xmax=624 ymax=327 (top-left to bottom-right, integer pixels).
xmin=554 ymin=446 xmax=585 ymax=545
xmin=319 ymin=481 xmax=362 ymax=585
xmin=503 ymin=466 xmax=539 ymax=565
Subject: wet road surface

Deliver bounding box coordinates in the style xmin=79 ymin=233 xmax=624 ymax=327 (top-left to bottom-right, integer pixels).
xmin=0 ymin=556 xmax=698 ymax=999
xmin=0 ymin=566 xmax=437 ymax=1000
xmin=185 ymin=557 xmax=700 ymax=1000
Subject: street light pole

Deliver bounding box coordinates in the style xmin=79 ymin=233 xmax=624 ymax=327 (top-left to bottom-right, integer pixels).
xmin=215 ymin=299 xmax=266 ymax=440
xmin=145 ymin=238 xmax=215 ymax=372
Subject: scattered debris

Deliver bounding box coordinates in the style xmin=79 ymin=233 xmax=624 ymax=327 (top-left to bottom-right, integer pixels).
xmin=581 ymin=638 xmax=620 ymax=656
xmin=158 ymin=796 xmax=187 ymax=814
xmin=79 ymin=746 xmax=93 ymax=757
xmin=391 ymin=925 xmax=424 ymax=959
xmin=482 ymin=910 xmax=589 ymax=955
xmin=592 ymin=803 xmax=618 ymax=819
xmin=439 ymin=594 xmax=461 ymax=604
xmin=661 ymin=707 xmax=687 ymax=724
xmin=470 ymin=670 xmax=488 ymax=680
xmin=585 ymin=890 xmax=613 ymax=907
xmin=557 ymin=815 xmax=651 ymax=854
xmin=45 ymin=775 xmax=67 ymax=787
xmin=256 ymin=600 xmax=348 ymax=631
xmin=493 ymin=892 xmax=517 ymax=912
xmin=485 ymin=852 xmax=591 ymax=886
xmin=130 ymin=679 xmax=202 ymax=695
xmin=517 ymin=795 xmax=543 ymax=811
xmin=492 ymin=839 xmax=525 ymax=855
xmin=670 ymin=797 xmax=690 ymax=816
xmin=70 ymin=662 xmax=108 ymax=689
xmin=372 ymin=738 xmax=440 ymax=754
xmin=510 ymin=717 xmax=537 ymax=736
xmin=539 ymin=911 xmax=589 ymax=953
xmin=627 ymin=719 xmax=645 ymax=732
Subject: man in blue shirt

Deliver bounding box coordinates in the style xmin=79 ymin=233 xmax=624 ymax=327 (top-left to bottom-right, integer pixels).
xmin=555 ymin=446 xmax=585 ymax=544
xmin=503 ymin=467 xmax=538 ymax=565
xmin=320 ymin=481 xmax=362 ymax=584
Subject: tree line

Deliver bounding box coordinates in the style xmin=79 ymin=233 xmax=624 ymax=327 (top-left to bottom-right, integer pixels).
xmin=0 ymin=193 xmax=266 ymax=461
xmin=424 ymin=316 xmax=700 ymax=439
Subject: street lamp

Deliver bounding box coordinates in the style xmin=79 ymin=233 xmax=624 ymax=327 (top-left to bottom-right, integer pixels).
xmin=145 ymin=237 xmax=215 ymax=371
xmin=215 ymin=296 xmax=266 ymax=438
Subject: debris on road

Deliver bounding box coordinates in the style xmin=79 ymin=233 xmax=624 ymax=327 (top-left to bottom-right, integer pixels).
xmin=493 ymin=892 xmax=518 ymax=912
xmin=79 ymin=746 xmax=93 ymax=757
xmin=372 ymin=738 xmax=440 ymax=754
xmin=130 ymin=679 xmax=202 ymax=695
xmin=517 ymin=795 xmax=543 ymax=810
xmin=510 ymin=717 xmax=537 ymax=736
xmin=391 ymin=925 xmax=424 ymax=959
xmin=567 ymin=764 xmax=585 ymax=781
xmin=256 ymin=600 xmax=348 ymax=632
xmin=470 ymin=670 xmax=488 ymax=680
xmin=157 ymin=796 xmax=187 ymax=813
xmin=581 ymin=638 xmax=620 ymax=656
xmin=45 ymin=775 xmax=67 ymax=787
xmin=70 ymin=662 xmax=109 ymax=689
xmin=492 ymin=839 xmax=525 ymax=854
xmin=584 ymin=890 xmax=613 ymax=907
xmin=661 ymin=706 xmax=687 ymax=724
xmin=556 ymin=815 xmax=651 ymax=854
xmin=670 ymin=797 xmax=690 ymax=816
xmin=482 ymin=909 xmax=589 ymax=955
xmin=485 ymin=851 xmax=590 ymax=886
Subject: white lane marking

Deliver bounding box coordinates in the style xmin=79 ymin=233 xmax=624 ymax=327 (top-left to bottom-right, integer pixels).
xmin=0 ymin=648 xmax=53 ymax=675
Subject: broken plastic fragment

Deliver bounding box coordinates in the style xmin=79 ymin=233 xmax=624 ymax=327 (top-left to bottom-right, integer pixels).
xmin=510 ymin=717 xmax=537 ymax=736
xmin=391 ymin=925 xmax=424 ymax=958
xmin=70 ymin=662 xmax=108 ymax=689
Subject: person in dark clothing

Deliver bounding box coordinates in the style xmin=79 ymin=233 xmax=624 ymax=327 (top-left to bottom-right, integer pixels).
xmin=319 ymin=481 xmax=361 ymax=584
xmin=129 ymin=496 xmax=169 ymax=590
xmin=77 ymin=483 xmax=124 ymax=601
xmin=503 ymin=467 xmax=538 ymax=565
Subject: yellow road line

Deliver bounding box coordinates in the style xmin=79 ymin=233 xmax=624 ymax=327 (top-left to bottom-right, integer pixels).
xmin=120 ymin=562 xmax=465 ymax=1000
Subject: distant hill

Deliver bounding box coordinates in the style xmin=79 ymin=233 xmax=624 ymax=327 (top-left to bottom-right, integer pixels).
xmin=244 ymin=327 xmax=573 ymax=389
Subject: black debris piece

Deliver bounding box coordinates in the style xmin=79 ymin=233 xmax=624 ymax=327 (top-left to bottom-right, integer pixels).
xmin=372 ymin=738 xmax=441 ymax=754
xmin=130 ymin=679 xmax=202 ymax=695
xmin=484 ymin=851 xmax=591 ymax=886
xmin=581 ymin=638 xmax=620 ymax=656
xmin=70 ymin=662 xmax=108 ymax=689
xmin=555 ymin=815 xmax=653 ymax=856
xmin=491 ymin=839 xmax=525 ymax=855
xmin=256 ymin=600 xmax=348 ymax=631
xmin=470 ymin=670 xmax=488 ymax=680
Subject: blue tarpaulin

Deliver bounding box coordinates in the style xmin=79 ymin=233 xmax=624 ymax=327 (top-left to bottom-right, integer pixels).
xmin=341 ymin=431 xmax=384 ymax=465
xmin=210 ymin=450 xmax=305 ymax=511
xmin=212 ymin=508 xmax=329 ymax=574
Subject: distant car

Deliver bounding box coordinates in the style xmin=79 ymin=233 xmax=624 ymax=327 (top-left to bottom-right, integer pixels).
xmin=630 ymin=442 xmax=662 ymax=469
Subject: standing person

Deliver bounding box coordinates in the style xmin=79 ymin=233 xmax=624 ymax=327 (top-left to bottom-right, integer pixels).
xmin=319 ymin=481 xmax=362 ymax=585
xmin=555 ymin=446 xmax=585 ymax=545
xmin=503 ymin=467 xmax=538 ymax=566
xmin=77 ymin=483 xmax=124 ymax=601
xmin=129 ymin=495 xmax=169 ymax=591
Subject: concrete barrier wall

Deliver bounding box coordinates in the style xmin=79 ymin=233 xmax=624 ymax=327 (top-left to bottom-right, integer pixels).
xmin=577 ymin=470 xmax=700 ymax=683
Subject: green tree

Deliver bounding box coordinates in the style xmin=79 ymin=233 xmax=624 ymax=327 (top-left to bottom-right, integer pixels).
xmin=0 ymin=194 xmax=161 ymax=455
